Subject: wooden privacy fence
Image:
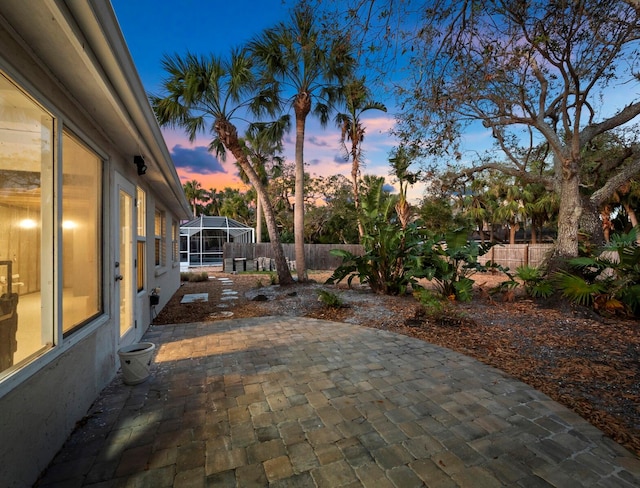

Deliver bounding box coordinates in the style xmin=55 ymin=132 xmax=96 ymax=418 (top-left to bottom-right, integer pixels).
xmin=223 ymin=243 xmax=364 ymax=272
xmin=477 ymin=244 xmax=554 ymax=270
xmin=223 ymin=242 xmax=554 ymax=272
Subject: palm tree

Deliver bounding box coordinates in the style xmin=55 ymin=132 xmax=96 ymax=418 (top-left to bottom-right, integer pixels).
xmin=204 ymin=188 xmax=222 ymax=216
xmin=239 ymin=125 xmax=285 ymax=243
xmin=249 ymin=4 xmax=356 ymax=281
xmin=183 ymin=179 xmax=205 ymax=217
xmin=334 ymin=77 xmax=386 ymax=240
xmin=151 ymin=50 xmax=294 ymax=285
xmin=491 ymin=176 xmax=528 ymax=244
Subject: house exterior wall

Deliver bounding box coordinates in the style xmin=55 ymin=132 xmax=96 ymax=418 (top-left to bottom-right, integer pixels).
xmin=0 ymin=3 xmax=190 ymax=486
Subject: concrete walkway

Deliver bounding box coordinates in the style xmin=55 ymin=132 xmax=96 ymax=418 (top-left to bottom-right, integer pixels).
xmin=37 ymin=317 xmax=640 ymax=487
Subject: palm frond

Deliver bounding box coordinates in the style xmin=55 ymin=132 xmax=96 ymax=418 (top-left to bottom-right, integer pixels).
xmin=554 ymin=272 xmax=606 ymax=307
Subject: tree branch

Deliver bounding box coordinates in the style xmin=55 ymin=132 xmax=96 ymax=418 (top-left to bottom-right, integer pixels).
xmin=453 ymin=161 xmax=553 ymax=189
xmin=580 ymin=102 xmax=640 ymax=144
xmin=590 ymin=145 xmax=640 ymax=206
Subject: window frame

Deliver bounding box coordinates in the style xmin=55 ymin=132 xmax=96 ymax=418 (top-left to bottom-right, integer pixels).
xmin=0 ymin=66 xmax=109 ymax=392
xmin=60 ymin=128 xmax=104 ymax=338
xmin=136 ymin=187 xmax=146 ymax=292
xmin=154 ymin=208 xmax=166 ymax=268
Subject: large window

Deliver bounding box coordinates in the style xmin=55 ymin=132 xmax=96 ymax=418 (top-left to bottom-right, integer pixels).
xmin=61 ymin=131 xmax=102 ymax=335
xmin=0 ymin=72 xmax=54 ymax=374
xmin=0 ymin=70 xmax=104 ymax=378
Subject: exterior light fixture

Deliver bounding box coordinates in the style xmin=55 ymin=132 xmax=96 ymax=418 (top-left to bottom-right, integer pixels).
xmin=134 ymin=155 xmax=147 ymax=175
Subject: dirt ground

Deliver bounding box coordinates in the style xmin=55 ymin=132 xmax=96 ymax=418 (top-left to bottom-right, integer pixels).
xmin=153 ymin=268 xmax=640 ymax=457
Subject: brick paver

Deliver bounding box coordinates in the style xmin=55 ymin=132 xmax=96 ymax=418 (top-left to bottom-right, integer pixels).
xmin=36 ymin=316 xmax=640 ymax=487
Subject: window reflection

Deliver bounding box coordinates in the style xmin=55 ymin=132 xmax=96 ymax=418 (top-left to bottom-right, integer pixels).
xmin=61 ymin=131 xmax=102 ymax=335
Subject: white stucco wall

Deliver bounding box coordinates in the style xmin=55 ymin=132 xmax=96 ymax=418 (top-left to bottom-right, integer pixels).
xmin=0 ymin=323 xmax=114 ymax=487
xmin=0 ymin=3 xmax=190 ymax=486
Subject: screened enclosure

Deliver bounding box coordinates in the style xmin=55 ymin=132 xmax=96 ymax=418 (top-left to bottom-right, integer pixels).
xmin=180 ymin=216 xmax=254 ymax=266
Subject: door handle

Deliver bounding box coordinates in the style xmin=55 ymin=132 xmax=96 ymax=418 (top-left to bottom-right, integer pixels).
xmin=115 ymin=274 xmax=124 ymax=282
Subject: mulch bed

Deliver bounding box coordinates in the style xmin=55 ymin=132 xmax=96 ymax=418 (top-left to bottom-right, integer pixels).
xmin=153 ymin=270 xmax=640 ymax=457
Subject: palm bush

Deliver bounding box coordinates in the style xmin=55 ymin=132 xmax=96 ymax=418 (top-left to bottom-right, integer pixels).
xmin=554 ymin=227 xmax=640 ymax=316
xmin=510 ymin=265 xmax=555 ymax=299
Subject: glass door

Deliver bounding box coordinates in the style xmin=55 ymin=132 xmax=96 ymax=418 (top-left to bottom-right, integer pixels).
xmin=115 ymin=175 xmax=135 ymax=339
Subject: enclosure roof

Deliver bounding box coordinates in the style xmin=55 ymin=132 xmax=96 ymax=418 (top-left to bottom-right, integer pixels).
xmin=180 ymin=215 xmax=254 ymax=237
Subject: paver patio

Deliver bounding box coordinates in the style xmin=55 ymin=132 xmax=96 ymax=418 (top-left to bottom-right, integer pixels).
xmin=36 ymin=316 xmax=640 ymax=487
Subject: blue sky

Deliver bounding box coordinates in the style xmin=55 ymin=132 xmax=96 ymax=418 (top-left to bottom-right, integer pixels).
xmin=111 ymin=0 xmax=407 ymax=198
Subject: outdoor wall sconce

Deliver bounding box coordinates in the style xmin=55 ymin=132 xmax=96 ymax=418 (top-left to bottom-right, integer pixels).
xmin=134 ymin=155 xmax=147 ymax=175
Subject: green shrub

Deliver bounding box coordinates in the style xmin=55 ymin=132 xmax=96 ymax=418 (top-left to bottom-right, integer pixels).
xmin=554 ymin=227 xmax=640 ymax=316
xmin=508 ymin=265 xmax=554 ymax=299
xmin=414 ymin=288 xmax=469 ymax=325
xmin=412 ymin=228 xmax=493 ymax=302
xmin=317 ymin=289 xmax=344 ymax=308
xmin=414 ymin=288 xmax=447 ymax=315
xmin=326 ymin=177 xmax=491 ymax=301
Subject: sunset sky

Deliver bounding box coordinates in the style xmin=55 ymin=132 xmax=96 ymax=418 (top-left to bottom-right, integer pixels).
xmin=111 ymin=0 xmax=408 ymax=199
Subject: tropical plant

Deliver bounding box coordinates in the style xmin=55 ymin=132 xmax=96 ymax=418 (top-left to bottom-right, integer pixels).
xmin=554 ymin=227 xmax=640 ymax=316
xmin=414 ymin=228 xmax=493 ymax=302
xmin=334 ymin=77 xmax=386 ymax=240
xmin=249 ymin=4 xmax=356 ymax=281
xmin=150 ymin=49 xmax=295 ymax=285
xmin=498 ymin=265 xmax=554 ymax=299
xmin=327 ymin=177 xmax=425 ymax=295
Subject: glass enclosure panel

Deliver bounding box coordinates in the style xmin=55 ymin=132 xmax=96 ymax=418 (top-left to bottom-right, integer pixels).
xmin=61 ymin=131 xmax=102 ymax=335
xmin=0 ymin=71 xmax=53 ymax=374
xmin=180 ymin=235 xmax=188 ymax=263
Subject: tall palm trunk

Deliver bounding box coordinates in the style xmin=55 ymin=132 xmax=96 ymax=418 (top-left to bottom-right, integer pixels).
xmin=294 ymin=92 xmax=311 ymax=282
xmin=256 ymin=196 xmax=263 ymax=243
xmin=509 ymin=222 xmax=518 ymax=245
xmin=215 ymin=118 xmax=294 ymax=285
xmin=351 ymin=151 xmax=365 ymax=240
